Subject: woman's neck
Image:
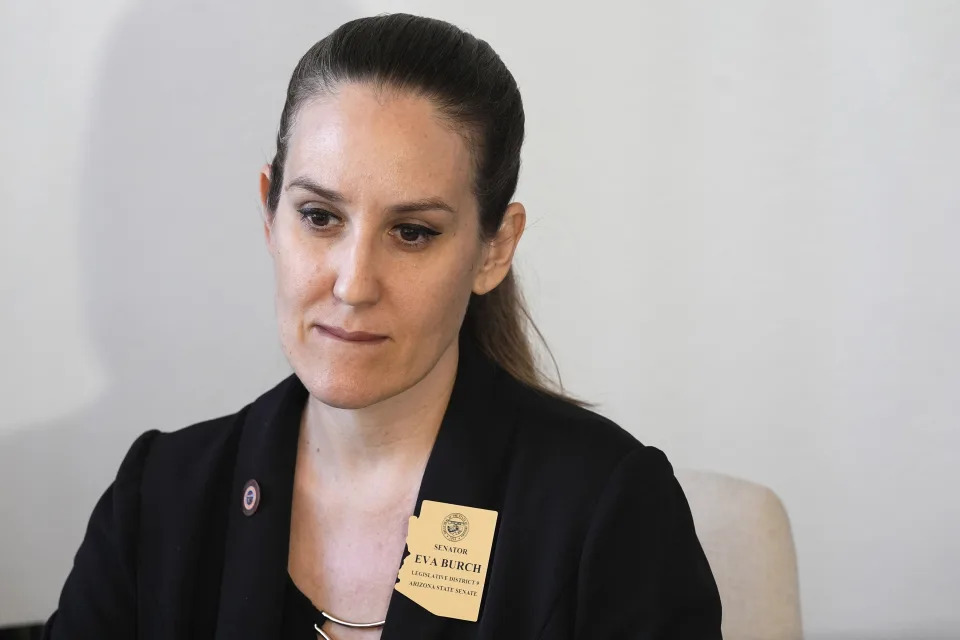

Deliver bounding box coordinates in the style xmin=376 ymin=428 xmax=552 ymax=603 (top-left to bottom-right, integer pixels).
xmin=298 ymin=341 xmax=459 ymax=488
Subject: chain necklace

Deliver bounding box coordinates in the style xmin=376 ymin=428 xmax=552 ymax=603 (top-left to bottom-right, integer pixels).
xmin=313 ymin=610 xmax=386 ymax=639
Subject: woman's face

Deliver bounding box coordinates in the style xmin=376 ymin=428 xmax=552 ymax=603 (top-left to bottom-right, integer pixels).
xmin=259 ymin=83 xmax=520 ymax=409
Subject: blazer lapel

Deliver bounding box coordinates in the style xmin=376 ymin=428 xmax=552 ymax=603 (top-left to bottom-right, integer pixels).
xmin=381 ymin=334 xmax=522 ymax=639
xmin=213 ymin=373 xmax=306 ymax=640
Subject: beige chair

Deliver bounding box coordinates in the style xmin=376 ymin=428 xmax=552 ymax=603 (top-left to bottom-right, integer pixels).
xmin=676 ymin=470 xmax=803 ymax=640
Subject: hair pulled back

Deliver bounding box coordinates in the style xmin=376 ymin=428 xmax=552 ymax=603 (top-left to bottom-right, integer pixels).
xmin=266 ymin=13 xmax=581 ymax=404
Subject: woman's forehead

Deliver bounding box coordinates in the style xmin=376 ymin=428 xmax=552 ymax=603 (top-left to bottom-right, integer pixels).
xmin=284 ymin=84 xmax=475 ymax=206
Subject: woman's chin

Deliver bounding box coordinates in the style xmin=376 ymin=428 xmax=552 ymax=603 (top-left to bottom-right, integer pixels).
xmin=311 ymin=389 xmax=382 ymax=410
xmin=298 ymin=372 xmax=397 ymax=410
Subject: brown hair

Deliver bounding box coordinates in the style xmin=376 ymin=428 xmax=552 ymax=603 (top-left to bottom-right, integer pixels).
xmin=265 ymin=13 xmax=586 ymax=406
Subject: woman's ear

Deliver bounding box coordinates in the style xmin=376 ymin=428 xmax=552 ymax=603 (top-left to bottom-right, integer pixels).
xmin=473 ymin=202 xmax=527 ymax=295
xmin=259 ymin=163 xmax=274 ymax=252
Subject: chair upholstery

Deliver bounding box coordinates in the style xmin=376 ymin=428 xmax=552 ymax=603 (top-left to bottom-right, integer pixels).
xmin=676 ymin=470 xmax=803 ymax=640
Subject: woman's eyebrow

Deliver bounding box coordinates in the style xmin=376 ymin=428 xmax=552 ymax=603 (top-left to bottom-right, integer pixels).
xmin=287 ymin=176 xmax=347 ymax=203
xmin=389 ymin=197 xmax=457 ymax=215
xmin=286 ymin=176 xmax=457 ymax=215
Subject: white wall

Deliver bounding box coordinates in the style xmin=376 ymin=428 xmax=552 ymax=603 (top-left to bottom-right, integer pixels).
xmin=1 ymin=1 xmax=957 ymax=637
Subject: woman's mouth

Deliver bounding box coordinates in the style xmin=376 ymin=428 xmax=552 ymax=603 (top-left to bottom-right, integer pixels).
xmin=314 ymin=324 xmax=388 ymax=343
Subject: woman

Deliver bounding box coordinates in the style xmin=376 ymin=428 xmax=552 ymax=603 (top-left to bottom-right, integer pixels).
xmin=43 ymin=13 xmax=721 ymax=640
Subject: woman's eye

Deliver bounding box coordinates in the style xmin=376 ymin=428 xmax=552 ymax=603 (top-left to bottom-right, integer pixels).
xmin=392 ymin=223 xmax=441 ymax=247
xmin=298 ymin=208 xmax=339 ymax=230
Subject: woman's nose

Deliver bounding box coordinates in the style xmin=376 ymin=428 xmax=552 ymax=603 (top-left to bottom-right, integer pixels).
xmin=331 ymin=231 xmax=381 ymax=307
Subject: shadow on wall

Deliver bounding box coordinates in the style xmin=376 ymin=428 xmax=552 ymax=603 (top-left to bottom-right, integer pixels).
xmin=0 ymin=0 xmax=355 ymax=625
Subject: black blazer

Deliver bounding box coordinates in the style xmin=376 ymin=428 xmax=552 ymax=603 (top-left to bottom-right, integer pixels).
xmin=43 ymin=336 xmax=721 ymax=639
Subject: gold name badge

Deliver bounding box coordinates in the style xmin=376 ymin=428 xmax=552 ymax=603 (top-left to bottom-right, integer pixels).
xmin=395 ymin=500 xmax=498 ymax=621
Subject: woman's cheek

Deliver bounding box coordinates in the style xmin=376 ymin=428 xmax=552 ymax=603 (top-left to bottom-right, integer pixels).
xmin=284 ymin=249 xmax=328 ymax=308
xmin=431 ymin=267 xmax=475 ymax=334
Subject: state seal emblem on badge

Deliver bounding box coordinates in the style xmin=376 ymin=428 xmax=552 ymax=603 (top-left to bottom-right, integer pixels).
xmin=441 ymin=512 xmax=470 ymax=542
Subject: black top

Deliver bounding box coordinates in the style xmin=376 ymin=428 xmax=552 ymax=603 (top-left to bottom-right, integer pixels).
xmin=43 ymin=333 xmax=722 ymax=639
xmin=281 ymin=573 xmax=389 ymax=639
xmin=281 ymin=573 xmax=322 ymax=639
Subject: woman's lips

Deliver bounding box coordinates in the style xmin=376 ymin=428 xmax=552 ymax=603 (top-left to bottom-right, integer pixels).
xmin=314 ymin=324 xmax=388 ymax=343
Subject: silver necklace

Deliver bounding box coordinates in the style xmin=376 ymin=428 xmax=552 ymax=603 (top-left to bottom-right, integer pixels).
xmin=314 ymin=610 xmax=386 ymax=639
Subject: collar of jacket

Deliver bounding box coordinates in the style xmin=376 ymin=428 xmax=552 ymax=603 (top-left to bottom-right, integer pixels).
xmin=213 ymin=332 xmax=523 ymax=640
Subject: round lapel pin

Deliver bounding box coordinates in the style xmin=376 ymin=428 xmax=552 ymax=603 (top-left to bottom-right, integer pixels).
xmin=242 ymin=479 xmax=261 ymax=516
